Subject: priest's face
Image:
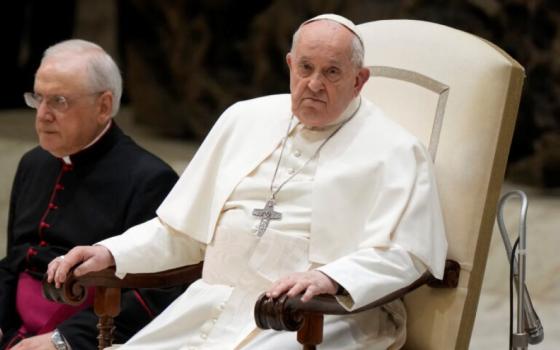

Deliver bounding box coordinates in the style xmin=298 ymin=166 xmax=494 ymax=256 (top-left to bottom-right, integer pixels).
xmin=33 ymin=55 xmax=113 ymax=157
xmin=287 ymin=20 xmax=369 ymax=127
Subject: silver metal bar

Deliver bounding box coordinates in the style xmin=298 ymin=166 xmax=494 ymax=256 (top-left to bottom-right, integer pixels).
xmin=497 ymin=190 xmax=544 ymax=345
xmin=497 ymin=190 xmax=528 ymax=350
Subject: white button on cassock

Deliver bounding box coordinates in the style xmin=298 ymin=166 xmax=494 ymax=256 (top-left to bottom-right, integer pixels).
xmin=200 ymin=320 xmax=214 ymax=335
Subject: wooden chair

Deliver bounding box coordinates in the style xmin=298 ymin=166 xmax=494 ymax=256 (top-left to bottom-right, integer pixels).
xmin=43 ymin=19 xmax=524 ymax=350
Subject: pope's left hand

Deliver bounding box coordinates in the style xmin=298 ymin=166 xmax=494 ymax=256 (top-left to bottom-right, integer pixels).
xmin=10 ymin=332 xmax=55 ymax=350
xmin=266 ymin=270 xmax=338 ymax=302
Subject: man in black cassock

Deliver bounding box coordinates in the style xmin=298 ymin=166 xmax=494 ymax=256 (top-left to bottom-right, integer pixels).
xmin=0 ymin=39 xmax=184 ymax=349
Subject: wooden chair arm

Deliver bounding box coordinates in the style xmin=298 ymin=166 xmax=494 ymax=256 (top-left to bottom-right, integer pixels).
xmin=255 ymin=259 xmax=460 ymax=333
xmin=42 ymin=262 xmax=203 ymax=350
xmin=42 ymin=262 xmax=204 ymax=306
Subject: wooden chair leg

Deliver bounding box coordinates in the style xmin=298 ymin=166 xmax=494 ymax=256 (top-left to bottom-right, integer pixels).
xmin=96 ymin=315 xmax=115 ymax=350
xmin=297 ymin=313 xmax=323 ymax=350
xmin=94 ymin=286 xmax=121 ymax=350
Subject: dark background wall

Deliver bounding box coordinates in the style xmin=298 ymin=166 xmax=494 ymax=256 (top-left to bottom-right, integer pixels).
xmin=2 ymin=0 xmax=558 ymax=186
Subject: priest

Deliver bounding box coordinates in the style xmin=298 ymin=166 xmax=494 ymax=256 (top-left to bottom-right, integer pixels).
xmin=1 ymin=40 xmax=184 ymax=349
xmin=49 ymin=14 xmax=447 ymax=349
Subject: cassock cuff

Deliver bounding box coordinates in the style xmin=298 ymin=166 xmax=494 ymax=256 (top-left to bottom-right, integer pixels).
xmin=316 ymin=267 xmax=356 ymax=311
xmin=93 ymin=241 xmax=126 ymax=279
xmin=316 ymin=244 xmax=426 ymax=311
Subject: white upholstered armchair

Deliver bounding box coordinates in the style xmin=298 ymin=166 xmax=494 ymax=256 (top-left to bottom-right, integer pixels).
xmin=43 ymin=19 xmax=524 ymax=350
xmin=357 ymin=19 xmax=524 ymax=349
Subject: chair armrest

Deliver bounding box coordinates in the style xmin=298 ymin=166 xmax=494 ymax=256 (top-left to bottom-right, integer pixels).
xmin=255 ymin=259 xmax=460 ymax=331
xmin=41 ymin=263 xmax=203 ymax=349
xmin=42 ymin=263 xmax=203 ymax=349
xmin=42 ymin=262 xmax=204 ymax=306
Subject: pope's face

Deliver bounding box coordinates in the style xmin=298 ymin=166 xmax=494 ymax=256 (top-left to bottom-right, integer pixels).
xmin=287 ymin=20 xmax=369 ymax=127
xmin=33 ymin=55 xmax=112 ymax=157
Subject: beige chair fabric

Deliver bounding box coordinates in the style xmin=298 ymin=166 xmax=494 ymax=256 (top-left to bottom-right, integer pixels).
xmin=357 ymin=20 xmax=524 ymax=349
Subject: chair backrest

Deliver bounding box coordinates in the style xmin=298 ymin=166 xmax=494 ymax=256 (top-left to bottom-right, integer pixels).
xmin=357 ymin=20 xmax=524 ymax=349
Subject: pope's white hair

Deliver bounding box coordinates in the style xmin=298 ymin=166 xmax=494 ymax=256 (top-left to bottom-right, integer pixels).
xmin=42 ymin=39 xmax=122 ymax=117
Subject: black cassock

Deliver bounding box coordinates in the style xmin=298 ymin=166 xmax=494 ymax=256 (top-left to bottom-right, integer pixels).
xmin=0 ymin=122 xmax=185 ymax=348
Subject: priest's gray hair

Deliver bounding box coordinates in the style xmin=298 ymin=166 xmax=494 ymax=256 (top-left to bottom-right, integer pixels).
xmin=42 ymin=39 xmax=122 ymax=117
xmin=290 ymin=20 xmax=364 ymax=69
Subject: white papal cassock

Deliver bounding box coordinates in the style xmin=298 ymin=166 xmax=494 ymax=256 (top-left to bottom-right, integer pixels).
xmin=100 ymin=94 xmax=447 ymax=349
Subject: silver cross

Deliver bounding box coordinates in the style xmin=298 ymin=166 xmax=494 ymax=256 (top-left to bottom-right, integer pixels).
xmin=252 ymin=199 xmax=282 ymax=237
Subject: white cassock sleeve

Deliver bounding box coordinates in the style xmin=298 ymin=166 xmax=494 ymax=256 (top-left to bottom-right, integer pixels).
xmin=317 ymin=245 xmax=426 ymax=311
xmin=97 ymin=217 xmax=206 ymax=279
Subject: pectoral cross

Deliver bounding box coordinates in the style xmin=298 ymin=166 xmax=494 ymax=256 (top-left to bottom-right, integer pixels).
xmin=252 ymin=199 xmax=282 ymax=237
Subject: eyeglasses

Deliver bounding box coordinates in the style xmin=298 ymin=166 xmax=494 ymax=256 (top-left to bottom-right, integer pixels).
xmin=23 ymin=91 xmax=102 ymax=113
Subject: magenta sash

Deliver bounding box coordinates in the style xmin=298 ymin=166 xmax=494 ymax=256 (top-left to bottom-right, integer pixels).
xmin=15 ymin=271 xmax=95 ymax=336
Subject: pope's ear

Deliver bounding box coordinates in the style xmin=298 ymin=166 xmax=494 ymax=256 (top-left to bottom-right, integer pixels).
xmin=97 ymin=91 xmax=113 ymax=123
xmin=286 ymin=53 xmax=293 ymax=71
xmin=354 ymin=67 xmax=370 ymax=94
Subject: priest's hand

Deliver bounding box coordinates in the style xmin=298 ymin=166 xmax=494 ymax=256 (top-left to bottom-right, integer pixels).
xmin=10 ymin=332 xmax=55 ymax=350
xmin=47 ymin=245 xmax=115 ymax=288
xmin=266 ymin=270 xmax=338 ymax=302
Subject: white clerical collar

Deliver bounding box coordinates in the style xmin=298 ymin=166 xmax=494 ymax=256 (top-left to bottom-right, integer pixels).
xmin=60 ymin=120 xmax=112 ymax=164
xmin=303 ymin=96 xmax=361 ymax=131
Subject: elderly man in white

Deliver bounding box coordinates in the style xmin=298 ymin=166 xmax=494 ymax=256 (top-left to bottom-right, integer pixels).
xmin=48 ymin=14 xmax=447 ymax=350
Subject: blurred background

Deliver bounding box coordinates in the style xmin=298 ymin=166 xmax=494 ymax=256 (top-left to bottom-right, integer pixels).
xmin=0 ymin=0 xmax=558 ymax=349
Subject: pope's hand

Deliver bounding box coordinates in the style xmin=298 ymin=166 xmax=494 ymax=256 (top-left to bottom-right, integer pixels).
xmin=47 ymin=245 xmax=115 ymax=288
xmin=266 ymin=270 xmax=338 ymax=302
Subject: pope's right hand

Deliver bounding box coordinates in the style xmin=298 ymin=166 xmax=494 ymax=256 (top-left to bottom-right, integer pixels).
xmin=46 ymin=245 xmax=115 ymax=288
